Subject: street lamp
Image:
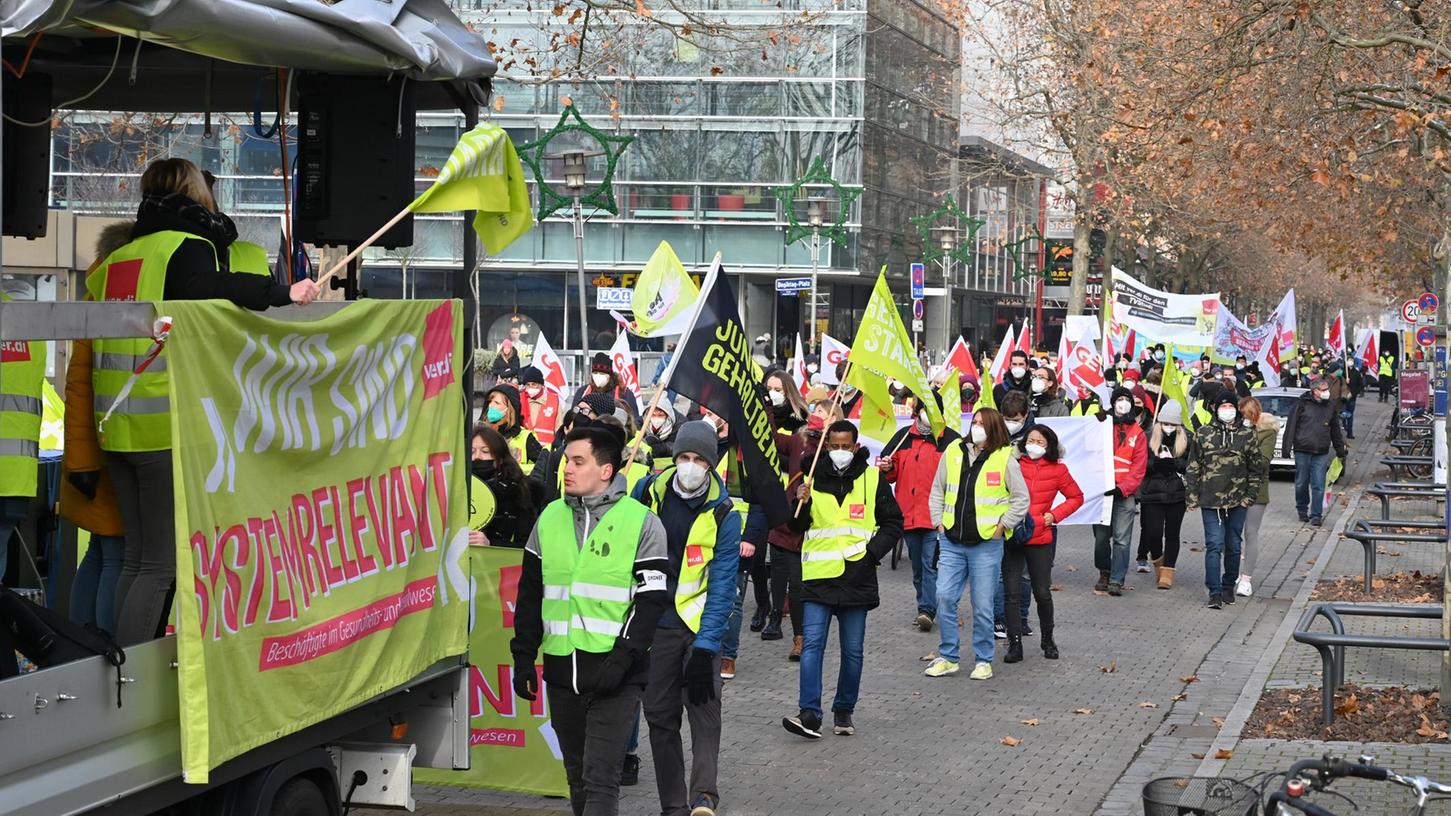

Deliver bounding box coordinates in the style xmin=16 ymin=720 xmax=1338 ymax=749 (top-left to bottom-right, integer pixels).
xmin=552 ymin=146 xmax=603 ymax=368
xmin=935 ymin=226 xmax=956 ymax=358
xmin=805 ymin=197 xmax=830 ymax=352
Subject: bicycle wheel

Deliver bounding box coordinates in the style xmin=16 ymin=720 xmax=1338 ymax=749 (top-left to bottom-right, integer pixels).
xmin=1408 ymin=436 xmax=1434 ymax=479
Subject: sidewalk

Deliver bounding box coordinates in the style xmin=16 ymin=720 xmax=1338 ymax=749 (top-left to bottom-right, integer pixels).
xmin=364 ymin=398 xmax=1420 ymax=816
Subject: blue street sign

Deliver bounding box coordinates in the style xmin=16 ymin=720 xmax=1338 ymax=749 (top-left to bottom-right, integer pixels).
xmin=910 ymin=262 xmax=925 ymax=300
xmin=912 ymin=299 xmax=924 ymax=320
xmin=1420 ymin=291 xmax=1440 ymax=314
xmin=775 ymin=277 xmax=813 ymax=293
xmin=1417 ymin=326 xmax=1436 ymax=347
xmin=1434 ymin=345 xmax=1447 ymax=417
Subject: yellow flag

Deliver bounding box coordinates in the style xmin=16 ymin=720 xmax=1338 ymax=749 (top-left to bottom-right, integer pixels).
xmin=409 ymin=122 xmax=533 ymax=254
xmin=940 ymin=368 xmax=962 ymax=435
xmin=629 ymin=242 xmax=699 ymax=337
xmin=1162 ymin=344 xmax=1191 ymax=418
xmin=845 ymin=269 xmax=943 ymax=443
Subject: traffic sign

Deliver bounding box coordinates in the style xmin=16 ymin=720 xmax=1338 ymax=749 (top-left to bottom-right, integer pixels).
xmin=911 ymin=319 xmax=924 ymax=332
xmin=1421 ymin=291 xmax=1440 ymax=314
xmin=1417 ymin=326 xmax=1436 ymax=347
xmin=775 ymin=277 xmax=813 ymax=294
xmin=912 ymin=299 xmax=924 ymax=320
xmin=1402 ymin=299 xmax=1421 ymax=323
xmin=910 ymin=262 xmax=925 ymax=300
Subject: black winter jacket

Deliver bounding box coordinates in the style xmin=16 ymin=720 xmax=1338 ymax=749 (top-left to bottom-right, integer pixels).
xmin=1283 ymin=392 xmax=1349 ymax=458
xmin=1136 ymin=427 xmax=1189 ymax=504
xmin=132 ymin=193 xmax=293 ymax=310
xmin=788 ymin=447 xmax=904 ymax=609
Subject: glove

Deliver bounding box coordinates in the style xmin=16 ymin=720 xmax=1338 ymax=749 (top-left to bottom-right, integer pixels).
xmin=685 ymin=648 xmax=717 ymax=705
xmin=513 ymin=660 xmax=538 ymax=701
xmin=68 ymin=470 xmax=100 ymax=501
xmin=1104 ymin=488 xmax=1118 ymax=498
xmin=593 ymin=648 xmax=632 ymax=694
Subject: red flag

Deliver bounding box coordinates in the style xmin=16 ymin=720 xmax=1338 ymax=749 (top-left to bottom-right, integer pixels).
xmin=946 ymin=336 xmax=979 ymax=382
xmin=791 ymin=333 xmax=810 ymax=396
xmin=988 ymin=325 xmax=1016 ymax=384
xmin=1327 ymin=310 xmax=1345 ymax=358
xmin=1358 ymin=330 xmax=1378 ymax=370
xmin=1015 ymin=323 xmax=1032 ymax=356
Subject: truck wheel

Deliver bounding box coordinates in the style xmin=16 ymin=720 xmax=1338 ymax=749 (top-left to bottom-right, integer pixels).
xmin=270 ymin=777 xmax=333 ymax=816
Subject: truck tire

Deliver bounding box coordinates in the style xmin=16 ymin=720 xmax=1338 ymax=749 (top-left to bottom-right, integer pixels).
xmin=270 ymin=777 xmax=332 ymax=816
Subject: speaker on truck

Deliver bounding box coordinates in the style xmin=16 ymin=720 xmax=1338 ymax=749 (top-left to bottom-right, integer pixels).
xmin=295 ymin=73 xmax=415 ymax=249
xmin=2 ymin=72 xmax=52 ymax=239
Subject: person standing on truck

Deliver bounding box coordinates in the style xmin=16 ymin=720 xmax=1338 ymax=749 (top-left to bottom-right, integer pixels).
xmin=632 ymin=420 xmax=741 ymax=816
xmin=88 ymin=158 xmax=319 ymax=646
xmin=510 ymin=425 xmax=670 ymax=816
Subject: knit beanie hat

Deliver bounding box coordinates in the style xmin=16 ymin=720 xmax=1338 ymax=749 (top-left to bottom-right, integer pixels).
xmin=580 ymin=392 xmax=616 ymax=418
xmin=520 ymin=366 xmax=544 ymax=385
xmin=672 ymin=420 xmax=721 ymax=469
xmin=1156 ymin=399 xmax=1183 ymax=425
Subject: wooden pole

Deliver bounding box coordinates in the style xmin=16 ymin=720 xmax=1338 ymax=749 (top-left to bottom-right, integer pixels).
xmin=315 ymin=204 xmax=413 ymax=288
xmin=795 ymin=360 xmax=852 ymax=513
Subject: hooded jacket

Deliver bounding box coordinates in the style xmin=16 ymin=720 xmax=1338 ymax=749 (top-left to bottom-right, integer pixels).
xmin=1136 ymin=423 xmax=1189 ymax=504
xmin=510 ymin=473 xmax=670 ymax=692
xmin=881 ymin=422 xmax=960 ymax=531
xmin=132 ymin=193 xmax=293 ymax=309
xmin=1186 ymin=407 xmax=1266 ymax=509
xmin=1283 ymin=390 xmax=1349 ymax=458
xmin=788 ymin=447 xmax=904 ymax=609
xmin=488 ymin=384 xmax=545 ymax=468
xmin=1108 ymin=386 xmax=1149 ymax=497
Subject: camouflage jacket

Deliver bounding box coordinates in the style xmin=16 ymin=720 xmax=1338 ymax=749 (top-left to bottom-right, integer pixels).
xmin=1185 ymin=418 xmax=1266 ymax=509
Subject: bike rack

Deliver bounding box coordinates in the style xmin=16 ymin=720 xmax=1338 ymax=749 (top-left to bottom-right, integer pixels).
xmin=1293 ymin=603 xmax=1451 ymax=725
xmin=1380 ymin=455 xmax=1434 ymax=480
xmin=1365 ymin=482 xmax=1447 ymax=521
xmin=1341 ymin=518 xmax=1447 ymax=592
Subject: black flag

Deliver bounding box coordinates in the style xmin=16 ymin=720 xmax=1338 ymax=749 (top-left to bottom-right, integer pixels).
xmin=663 ymin=259 xmax=790 ymax=526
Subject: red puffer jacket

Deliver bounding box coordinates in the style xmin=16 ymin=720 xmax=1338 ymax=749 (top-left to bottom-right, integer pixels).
xmin=883 ymin=430 xmax=950 ymax=531
xmin=1018 ymin=456 xmax=1085 ymax=545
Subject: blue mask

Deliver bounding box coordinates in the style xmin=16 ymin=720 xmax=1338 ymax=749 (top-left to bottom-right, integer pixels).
xmin=486 ymin=406 xmax=506 ymax=423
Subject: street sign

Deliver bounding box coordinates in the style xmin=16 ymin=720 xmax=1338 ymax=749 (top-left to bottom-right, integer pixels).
xmin=1417 ymin=326 xmax=1436 ymax=347
xmin=596 ymin=287 xmax=632 ymax=310
xmin=1420 ymin=291 xmax=1440 ymax=314
xmin=911 ymin=319 xmax=924 ymax=332
xmin=910 ymin=262 xmax=925 ymax=300
xmin=1402 ymin=299 xmax=1421 ymax=323
xmin=911 ymin=299 xmax=924 ymax=320
xmin=775 ymin=277 xmax=812 ymax=294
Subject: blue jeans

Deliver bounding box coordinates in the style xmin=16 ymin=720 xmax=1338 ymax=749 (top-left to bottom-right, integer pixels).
xmin=70 ymin=534 xmax=125 ymax=635
xmin=797 ymin=602 xmax=867 ymax=718
xmin=903 ymin=529 xmax=940 ymax=617
xmin=993 ymin=568 xmax=1031 ymax=629
xmin=935 ymin=536 xmax=1003 ymax=665
xmin=721 ymin=570 xmax=749 ymax=660
xmin=1093 ymin=496 xmax=1138 ymax=584
xmin=1341 ymin=397 xmax=1357 ymax=437
xmin=1294 ymin=450 xmax=1334 ymax=520
xmin=1201 ymin=506 xmax=1246 ymax=596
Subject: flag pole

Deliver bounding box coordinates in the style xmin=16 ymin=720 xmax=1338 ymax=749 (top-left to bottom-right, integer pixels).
xmin=316 ymin=204 xmax=414 ymax=288
xmin=795 ymin=359 xmax=852 ymax=514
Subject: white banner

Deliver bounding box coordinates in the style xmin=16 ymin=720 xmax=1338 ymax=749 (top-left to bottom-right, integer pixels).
xmin=1110 ymin=267 xmax=1221 ymax=347
xmin=1034 ymin=417 xmax=1114 ymax=526
xmin=609 ymin=332 xmax=643 ymax=412
xmin=821 ymin=333 xmax=850 ymax=385
xmin=1271 ymin=289 xmax=1297 ymax=360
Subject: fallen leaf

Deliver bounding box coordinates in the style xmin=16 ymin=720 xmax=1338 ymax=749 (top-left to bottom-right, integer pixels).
xmin=1173 ymin=693 xmax=1189 ymax=702
xmin=1212 ymin=717 xmax=1226 ymax=728
xmin=1191 ymin=752 xmax=1206 ymax=759
xmin=1074 ymin=707 xmax=1095 ymax=715
xmin=1214 ymin=749 xmax=1234 ymax=760
xmin=1334 ymin=693 xmax=1360 ymax=717
xmin=1181 ymin=674 xmax=1199 ymax=684
xmin=1137 ymin=701 xmax=1158 ymax=708
xmin=1100 ymin=661 xmax=1118 ymax=674
xmin=1050 ymin=584 xmax=1063 ymax=592
xmin=1001 ymin=735 xmax=1022 ymax=747
xmin=1020 ymin=718 xmax=1040 ymax=726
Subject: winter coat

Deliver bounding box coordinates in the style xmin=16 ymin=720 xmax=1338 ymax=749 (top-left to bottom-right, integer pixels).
xmin=132 ymin=193 xmax=293 ymax=309
xmin=788 ymin=447 xmax=904 ymax=609
xmin=477 ymin=467 xmax=538 ymax=549
xmin=993 ymin=371 xmax=1033 ymax=406
xmin=1137 ymin=424 xmax=1189 ymax=505
xmin=1283 ymin=391 xmax=1349 ymax=458
xmin=1185 ymin=416 xmax=1266 ymax=509
xmin=767 ymin=472 xmax=806 ymax=553
xmin=491 ymin=351 xmax=522 ymax=379
xmin=1017 ymin=456 xmax=1084 ymax=545
xmin=1110 ymin=414 xmax=1149 ymax=497
xmin=1251 ymin=414 xmax=1278 ymax=505
xmin=1030 ymin=391 xmax=1072 ymax=418
xmin=882 ymin=426 xmax=959 ymax=531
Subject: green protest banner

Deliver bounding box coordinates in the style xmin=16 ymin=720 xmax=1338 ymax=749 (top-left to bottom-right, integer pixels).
xmin=165 ymin=299 xmax=470 ymax=783
xmin=415 ymin=546 xmax=569 ymax=796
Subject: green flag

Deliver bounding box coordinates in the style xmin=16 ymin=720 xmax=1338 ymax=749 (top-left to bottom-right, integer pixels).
xmin=1162 ymin=344 xmax=1192 ymax=419
xmin=845 ymin=268 xmax=943 ymax=442
xmin=410 ymin=122 xmax=533 ymax=254
xmin=940 ymin=367 xmax=962 ymax=434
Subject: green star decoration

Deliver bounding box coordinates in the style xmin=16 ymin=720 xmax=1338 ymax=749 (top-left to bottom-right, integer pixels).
xmin=911 ymin=194 xmax=985 ymax=264
xmin=1004 ymin=226 xmax=1047 ymax=282
xmin=773 ymin=156 xmax=862 ymax=249
xmin=518 ymin=103 xmax=634 ymax=220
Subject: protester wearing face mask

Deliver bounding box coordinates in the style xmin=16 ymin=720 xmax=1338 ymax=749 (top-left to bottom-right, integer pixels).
xmin=880 ymin=390 xmax=959 ymax=634
xmin=998 ymin=390 xmax=1032 ymax=444
xmin=470 ymin=424 xmax=538 ymax=548
xmin=1235 ymin=396 xmax=1279 ymax=598
xmin=518 ymin=366 xmax=561 ymax=441
xmin=1186 ymin=393 xmax=1265 ymax=609
xmin=1139 ymin=345 xmax=1167 ymax=379
xmin=1006 ymin=425 xmax=1082 ymax=662
xmin=485 ymin=383 xmax=545 ymax=476
xmin=1028 ymin=367 xmax=1071 ymax=419
xmin=830 ymin=360 xmax=864 ymax=418
xmin=960 ymin=377 xmax=981 ymax=413
xmin=572 ymin=351 xmax=641 ymax=423
xmin=992 ymin=390 xmax=1034 ymax=637
xmin=1282 ymin=378 xmax=1349 ymax=526
xmin=1092 ymin=386 xmax=1148 ymax=596
xmin=624 ymin=405 xmax=684 ymax=492
xmin=925 ymin=408 xmax=1030 ymax=681
xmin=993 ymin=350 xmax=1034 ymax=406
xmin=1280 ymin=360 xmax=1304 ymax=389
xmin=783 ymin=420 xmax=903 ymax=739
xmin=1134 ymin=400 xmax=1189 ymax=589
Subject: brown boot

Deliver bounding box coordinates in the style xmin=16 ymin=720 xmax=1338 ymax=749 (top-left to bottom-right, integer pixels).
xmin=1157 ymin=566 xmax=1175 ymax=590
xmin=1152 ymin=557 xmax=1163 ymax=583
xmin=789 ymin=635 xmax=804 ymax=662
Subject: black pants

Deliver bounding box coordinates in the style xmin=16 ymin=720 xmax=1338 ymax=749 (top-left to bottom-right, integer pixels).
xmin=1002 ymin=542 xmax=1053 ymax=638
xmin=108 ymin=450 xmax=176 ymax=647
xmin=748 ymin=550 xmax=770 ymax=615
xmin=768 ymin=545 xmax=802 ymax=635
xmin=1379 ymin=374 xmax=1394 ymax=401
xmin=548 ymin=682 xmax=644 ymax=816
xmin=644 ymin=628 xmax=721 ymax=816
xmin=1138 ymin=501 xmax=1186 ymax=568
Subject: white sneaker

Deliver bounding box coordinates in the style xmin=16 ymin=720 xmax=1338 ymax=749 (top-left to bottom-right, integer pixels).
xmin=1235 ymin=576 xmax=1253 ymax=597
xmin=1135 ymin=560 xmax=1152 ymax=573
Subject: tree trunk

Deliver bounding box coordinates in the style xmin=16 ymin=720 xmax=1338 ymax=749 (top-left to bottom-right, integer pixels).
xmin=1068 ymin=211 xmax=1092 ymax=317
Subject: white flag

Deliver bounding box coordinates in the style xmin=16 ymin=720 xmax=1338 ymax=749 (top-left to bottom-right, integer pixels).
xmin=821 ymin=333 xmax=851 ymax=385
xmin=529 ymin=332 xmax=569 ymax=396
xmin=609 ymin=332 xmax=643 ymax=413
xmin=791 ymin=333 xmax=809 ymax=396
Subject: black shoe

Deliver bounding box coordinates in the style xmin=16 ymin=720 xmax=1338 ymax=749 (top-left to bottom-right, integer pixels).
xmin=619 ymin=753 xmax=640 ymax=786
xmin=993 ymin=622 xmax=1008 ymax=640
xmin=1042 ymin=635 xmax=1059 ymax=660
xmin=1222 ymin=590 xmax=1236 ymax=605
xmin=1107 ymin=582 xmax=1123 ymax=597
xmin=750 ymin=609 xmax=767 ymax=632
xmin=1094 ymin=571 xmax=1110 ymax=592
xmin=1311 ymin=516 xmax=1324 ymax=527
xmin=1005 ymin=635 xmax=1024 ymax=663
xmin=1298 ymin=512 xmax=1310 ymax=522
xmin=832 ymin=710 xmax=855 ymax=736
xmin=1207 ymin=594 xmax=1223 ymax=609
xmin=1022 ymin=624 xmax=1034 ymax=637
xmin=783 ymin=710 xmax=822 ymax=739
xmin=761 ymin=613 xmax=783 ymax=641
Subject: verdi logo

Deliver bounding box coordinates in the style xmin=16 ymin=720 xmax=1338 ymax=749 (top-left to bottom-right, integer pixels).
xmin=422 ymin=302 xmax=456 ymax=400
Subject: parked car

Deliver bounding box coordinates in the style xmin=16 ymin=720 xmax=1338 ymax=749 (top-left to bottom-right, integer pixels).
xmin=1251 ymin=386 xmax=1308 ymax=470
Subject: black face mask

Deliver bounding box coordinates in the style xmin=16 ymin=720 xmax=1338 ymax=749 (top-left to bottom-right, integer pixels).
xmin=471 ymin=460 xmax=497 ymax=481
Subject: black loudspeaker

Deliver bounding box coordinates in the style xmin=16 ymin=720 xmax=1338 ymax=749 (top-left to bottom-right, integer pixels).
xmin=295 ymin=74 xmax=415 ymax=249
xmin=2 ymin=72 xmax=52 ymax=239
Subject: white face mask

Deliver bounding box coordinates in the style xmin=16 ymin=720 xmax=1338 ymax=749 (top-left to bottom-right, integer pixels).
xmin=591 ymin=372 xmax=610 ymax=388
xmin=525 ymin=384 xmax=544 ymax=398
xmin=915 ymin=413 xmax=932 ymax=433
xmin=768 ymin=389 xmax=786 ymax=407
xmin=1005 ymin=419 xmax=1024 ymax=435
xmin=1114 ymin=399 xmax=1132 ymax=416
xmin=1024 ymin=443 xmax=1047 ymax=460
xmin=1010 ymin=366 xmax=1027 ymax=379
xmin=807 ymin=363 xmax=818 ymax=373
xmin=970 ymin=425 xmax=988 ymax=445
xmin=674 ymin=460 xmax=708 ymax=492
xmin=649 ymin=415 xmax=673 ymax=436
xmin=1031 ymin=379 xmax=1048 ymax=394
xmin=1160 ymin=423 xmax=1179 ymax=433
xmin=1217 ymin=407 xmax=1237 ymax=423
xmin=828 ymin=449 xmax=855 ymax=470
xmin=1154 ymin=352 xmax=1165 ymax=362
xmin=889 ymin=379 xmax=903 ymax=392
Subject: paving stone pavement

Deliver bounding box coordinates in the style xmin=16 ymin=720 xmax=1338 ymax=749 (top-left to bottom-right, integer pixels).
xmin=361 ymin=399 xmax=1428 ymax=816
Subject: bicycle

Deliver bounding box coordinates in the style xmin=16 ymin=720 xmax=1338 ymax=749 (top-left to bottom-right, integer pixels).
xmin=1263 ymin=752 xmax=1451 ymax=815
xmin=1388 ymin=404 xmax=1434 ymax=443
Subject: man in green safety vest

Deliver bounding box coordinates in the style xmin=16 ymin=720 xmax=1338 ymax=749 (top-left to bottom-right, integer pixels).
xmin=781 ymin=419 xmax=902 ymax=740
xmin=632 ymin=420 xmax=741 ymax=816
xmin=510 ymin=425 xmax=670 ymax=816
xmin=1378 ymin=351 xmax=1396 ymax=402
xmin=0 ymin=307 xmax=46 ymax=585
